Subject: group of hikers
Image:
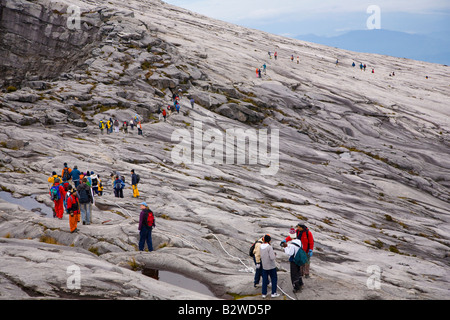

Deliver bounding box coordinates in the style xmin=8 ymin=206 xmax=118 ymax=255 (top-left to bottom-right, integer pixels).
xmin=251 ymin=224 xmax=314 ymax=298
xmin=99 ymin=114 xmax=143 ymax=136
xmin=260 ymin=50 xmax=399 ymax=79
xmin=48 ymin=163 xmax=141 ymax=233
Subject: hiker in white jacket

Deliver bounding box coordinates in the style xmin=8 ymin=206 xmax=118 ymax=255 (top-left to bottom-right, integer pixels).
xmin=281 ymin=228 xmax=304 ymax=292
xmin=260 ymin=235 xmax=280 ymax=298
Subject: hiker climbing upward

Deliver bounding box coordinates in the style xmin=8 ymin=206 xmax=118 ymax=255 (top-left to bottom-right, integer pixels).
xmin=50 ymin=177 xmax=65 ymax=219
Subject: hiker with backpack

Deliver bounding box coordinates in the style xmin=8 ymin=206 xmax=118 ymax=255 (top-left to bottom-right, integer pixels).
xmin=61 ymin=163 xmax=72 ymax=182
xmin=90 ymin=171 xmax=99 ymax=195
xmin=49 ymin=177 xmax=65 ymax=219
xmin=113 ymin=175 xmax=125 ymax=198
xmin=77 ymin=177 xmax=93 ymax=225
xmin=48 ymin=171 xmax=59 ymax=186
xmin=97 ymin=175 xmax=103 ymax=196
xmin=260 ymin=234 xmax=280 ymax=298
xmin=131 ymin=169 xmax=140 ymax=198
xmin=250 ymin=235 xmax=265 ymax=288
xmin=66 ymin=185 xmax=80 ymax=233
xmin=138 ymin=202 xmax=155 ymax=251
xmin=284 ymin=224 xmax=314 ymax=278
xmin=280 ymin=228 xmax=304 ymax=292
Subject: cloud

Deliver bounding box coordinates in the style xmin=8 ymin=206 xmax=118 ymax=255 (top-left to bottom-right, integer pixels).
xmin=166 ymin=0 xmax=450 ymax=22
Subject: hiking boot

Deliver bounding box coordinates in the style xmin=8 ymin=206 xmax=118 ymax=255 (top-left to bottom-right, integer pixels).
xmin=271 ymin=293 xmax=280 ymax=298
xmin=261 ymin=294 xmax=267 ymax=299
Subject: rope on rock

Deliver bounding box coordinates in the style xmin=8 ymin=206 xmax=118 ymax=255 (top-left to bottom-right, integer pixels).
xmin=211 ymin=233 xmax=296 ymax=300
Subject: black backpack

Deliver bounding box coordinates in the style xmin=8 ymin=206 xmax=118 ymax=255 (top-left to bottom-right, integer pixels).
xmin=78 ymin=188 xmax=90 ymax=204
xmin=63 ymin=168 xmax=71 ymax=181
xmin=136 ymin=174 xmax=140 ymax=184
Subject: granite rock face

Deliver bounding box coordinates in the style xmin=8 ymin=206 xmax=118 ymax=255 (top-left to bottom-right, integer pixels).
xmin=0 ymin=0 xmax=449 ymax=300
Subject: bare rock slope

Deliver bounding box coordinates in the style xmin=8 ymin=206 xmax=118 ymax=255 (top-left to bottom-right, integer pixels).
xmin=0 ymin=0 xmax=449 ymax=300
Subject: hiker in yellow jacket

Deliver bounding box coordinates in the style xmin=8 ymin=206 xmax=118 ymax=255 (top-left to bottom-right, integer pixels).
xmin=48 ymin=171 xmax=59 ymax=185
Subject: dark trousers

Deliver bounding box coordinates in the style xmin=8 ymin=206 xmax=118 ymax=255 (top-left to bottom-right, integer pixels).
xmin=262 ymin=268 xmax=277 ymax=295
xmin=114 ymin=188 xmax=123 ymax=198
xmin=253 ymin=256 xmax=263 ymax=285
xmin=139 ymin=226 xmax=153 ymax=251
xmin=290 ymin=261 xmax=303 ymax=290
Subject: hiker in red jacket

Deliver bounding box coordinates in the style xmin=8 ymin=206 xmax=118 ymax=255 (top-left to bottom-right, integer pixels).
xmin=284 ymin=224 xmax=314 ymax=277
xmin=50 ymin=178 xmax=66 ymax=219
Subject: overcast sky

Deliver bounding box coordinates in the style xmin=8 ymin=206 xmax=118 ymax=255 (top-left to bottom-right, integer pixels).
xmin=163 ymin=0 xmax=450 ymax=36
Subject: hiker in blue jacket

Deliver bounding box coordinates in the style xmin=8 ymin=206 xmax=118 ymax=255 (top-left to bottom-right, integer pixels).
xmin=113 ymin=175 xmax=125 ymax=198
xmin=71 ymin=166 xmax=81 ymax=188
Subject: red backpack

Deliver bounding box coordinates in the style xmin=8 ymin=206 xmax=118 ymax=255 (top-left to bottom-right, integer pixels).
xmin=145 ymin=210 xmax=154 ymax=227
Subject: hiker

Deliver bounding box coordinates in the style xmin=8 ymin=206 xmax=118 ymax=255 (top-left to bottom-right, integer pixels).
xmin=284 ymin=224 xmax=314 ymax=278
xmin=360 ymin=63 xmax=363 ymax=70
xmin=251 ymin=235 xmax=265 ymax=288
xmin=137 ymin=121 xmax=143 ymax=136
xmin=97 ymin=175 xmax=103 ymax=196
xmin=138 ymin=202 xmax=155 ymax=251
xmin=122 ymin=121 xmax=128 ymax=134
xmin=280 ymin=228 xmax=304 ymax=292
xmin=190 ymin=98 xmax=195 ymax=109
xmin=48 ymin=171 xmax=59 ymax=185
xmin=61 ymin=163 xmax=72 ymax=182
xmin=274 ymin=51 xmax=277 ymax=60
xmin=260 ymin=234 xmax=280 ymax=298
xmin=114 ymin=119 xmax=120 ymax=133
xmin=113 ymin=175 xmax=125 ymax=198
xmin=175 ymin=102 xmax=180 ymax=114
xmin=297 ymin=56 xmax=299 ymax=64
xmin=131 ymin=169 xmax=140 ymax=198
xmin=352 ymin=62 xmax=356 ymax=67
xmin=363 ymin=64 xmax=366 ymax=71
xmin=291 ymin=54 xmax=294 ymax=62
xmin=50 ymin=178 xmax=65 ymax=219
xmin=66 ymin=185 xmax=80 ymax=233
xmin=70 ymin=166 xmax=81 ymax=188
xmin=77 ymin=177 xmax=93 ymax=225
xmin=99 ymin=120 xmax=105 ymax=134
xmin=107 ymin=118 xmax=112 ymax=134
xmin=90 ymin=171 xmax=99 ymax=195
xmin=162 ymin=108 xmax=167 ymax=122
xmin=157 ymin=106 xmax=162 ymax=120
xmin=262 ymin=63 xmax=266 ymax=74
xmin=256 ymin=68 xmax=259 ymax=78
xmin=372 ymin=68 xmax=375 ymax=74
xmin=258 ymin=68 xmax=262 ymax=78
